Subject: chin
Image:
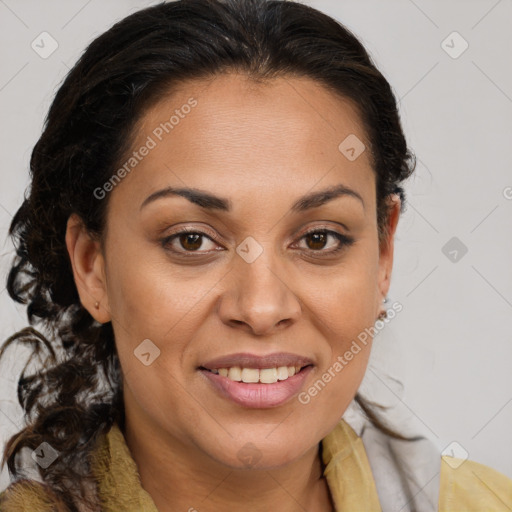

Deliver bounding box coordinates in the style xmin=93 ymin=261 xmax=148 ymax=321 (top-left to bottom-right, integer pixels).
xmin=207 ymin=436 xmax=312 ymax=471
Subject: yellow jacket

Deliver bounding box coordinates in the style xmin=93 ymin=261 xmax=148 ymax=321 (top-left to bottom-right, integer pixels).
xmin=1 ymin=419 xmax=511 ymax=511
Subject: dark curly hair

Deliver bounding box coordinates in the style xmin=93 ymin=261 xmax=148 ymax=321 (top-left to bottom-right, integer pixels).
xmin=0 ymin=0 xmax=417 ymax=509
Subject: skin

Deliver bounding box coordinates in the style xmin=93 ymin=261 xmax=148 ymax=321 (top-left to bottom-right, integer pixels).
xmin=65 ymin=72 xmax=400 ymax=511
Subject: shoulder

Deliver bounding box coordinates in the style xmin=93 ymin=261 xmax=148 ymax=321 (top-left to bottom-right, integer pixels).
xmin=439 ymin=455 xmax=512 ymax=511
xmin=0 ymin=478 xmax=69 ymax=512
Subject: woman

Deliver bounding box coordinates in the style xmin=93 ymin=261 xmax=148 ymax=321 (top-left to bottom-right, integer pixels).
xmin=0 ymin=0 xmax=510 ymax=510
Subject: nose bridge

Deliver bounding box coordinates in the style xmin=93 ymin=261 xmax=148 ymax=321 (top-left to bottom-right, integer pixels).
xmin=237 ymin=235 xmax=288 ymax=307
xmin=219 ymin=235 xmax=301 ymax=334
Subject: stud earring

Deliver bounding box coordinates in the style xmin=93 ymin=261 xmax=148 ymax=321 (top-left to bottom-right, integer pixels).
xmin=94 ymin=301 xmax=99 ymax=309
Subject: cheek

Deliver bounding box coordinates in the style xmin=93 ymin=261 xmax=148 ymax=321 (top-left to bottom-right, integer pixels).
xmin=305 ymin=246 xmax=379 ymax=347
xmin=295 ymin=324 xmax=373 ymax=440
xmin=105 ymin=247 xmax=226 ymax=408
xmin=106 ymin=249 xmax=210 ymax=340
xmin=106 ymin=258 xmax=212 ymax=434
xmin=301 ymin=250 xmax=378 ymax=402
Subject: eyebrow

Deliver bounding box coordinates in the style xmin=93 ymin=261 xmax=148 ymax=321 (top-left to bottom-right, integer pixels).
xmin=139 ymin=183 xmax=364 ymax=212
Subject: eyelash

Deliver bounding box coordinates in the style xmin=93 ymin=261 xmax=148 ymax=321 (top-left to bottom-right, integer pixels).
xmin=160 ymin=226 xmax=355 ymax=258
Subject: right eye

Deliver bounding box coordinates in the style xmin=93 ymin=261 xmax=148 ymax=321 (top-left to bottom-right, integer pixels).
xmin=161 ymin=227 xmax=223 ymax=256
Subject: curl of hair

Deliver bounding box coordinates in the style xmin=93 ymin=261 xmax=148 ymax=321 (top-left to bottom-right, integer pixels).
xmin=0 ymin=0 xmax=417 ymax=509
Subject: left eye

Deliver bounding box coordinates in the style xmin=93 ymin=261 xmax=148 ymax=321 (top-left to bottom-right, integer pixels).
xmin=296 ymin=229 xmax=353 ymax=253
xmin=162 ymin=228 xmax=354 ymax=256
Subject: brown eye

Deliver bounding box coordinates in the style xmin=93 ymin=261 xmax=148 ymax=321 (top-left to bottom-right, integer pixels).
xmin=296 ymin=229 xmax=355 ymax=256
xmin=161 ymin=229 xmax=220 ymax=255
xmin=304 ymin=232 xmax=329 ymax=250
xmin=178 ymin=233 xmax=203 ymax=251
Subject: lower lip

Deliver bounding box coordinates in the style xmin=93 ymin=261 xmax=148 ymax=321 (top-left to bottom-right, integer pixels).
xmin=199 ymin=366 xmax=313 ymax=409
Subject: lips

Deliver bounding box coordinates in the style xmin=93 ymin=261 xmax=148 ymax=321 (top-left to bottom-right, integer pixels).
xmin=198 ymin=352 xmax=314 ymax=408
xmin=199 ymin=352 xmax=314 ymax=370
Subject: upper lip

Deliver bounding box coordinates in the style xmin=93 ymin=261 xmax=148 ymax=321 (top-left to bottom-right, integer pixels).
xmin=199 ymin=352 xmax=314 ymax=370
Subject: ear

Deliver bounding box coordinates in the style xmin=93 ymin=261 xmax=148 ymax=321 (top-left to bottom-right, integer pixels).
xmin=376 ymin=194 xmax=401 ymax=313
xmin=65 ymin=213 xmax=111 ymax=323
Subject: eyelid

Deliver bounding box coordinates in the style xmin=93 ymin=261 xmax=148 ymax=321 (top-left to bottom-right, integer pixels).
xmin=165 ymin=224 xmax=220 ymax=242
xmin=297 ymin=223 xmax=348 ymax=237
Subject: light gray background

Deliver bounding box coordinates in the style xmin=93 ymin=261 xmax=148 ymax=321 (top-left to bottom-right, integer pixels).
xmin=1 ymin=0 xmax=511 ymax=492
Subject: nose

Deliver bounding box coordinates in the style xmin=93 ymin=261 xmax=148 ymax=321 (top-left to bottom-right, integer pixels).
xmin=216 ymin=248 xmax=302 ymax=337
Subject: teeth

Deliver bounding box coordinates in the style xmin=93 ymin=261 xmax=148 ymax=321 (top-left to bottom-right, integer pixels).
xmin=208 ymin=365 xmax=304 ymax=383
xmin=260 ymin=368 xmax=278 ymax=384
xmin=241 ymin=368 xmax=260 ymax=383
xmin=228 ymin=366 xmax=242 ymax=381
xmin=276 ymin=367 xmax=288 ymax=381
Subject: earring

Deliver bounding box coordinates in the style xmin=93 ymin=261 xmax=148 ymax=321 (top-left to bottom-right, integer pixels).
xmin=377 ymin=297 xmax=388 ymax=320
xmin=94 ymin=301 xmax=99 ymax=309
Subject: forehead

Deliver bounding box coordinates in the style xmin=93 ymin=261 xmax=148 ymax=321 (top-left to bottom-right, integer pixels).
xmin=112 ymin=72 xmax=375 ymax=212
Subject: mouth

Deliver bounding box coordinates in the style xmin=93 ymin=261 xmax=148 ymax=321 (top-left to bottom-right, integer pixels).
xmin=197 ymin=352 xmax=315 ymax=408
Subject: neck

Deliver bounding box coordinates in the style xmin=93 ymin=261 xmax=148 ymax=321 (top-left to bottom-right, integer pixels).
xmin=123 ymin=413 xmax=334 ymax=512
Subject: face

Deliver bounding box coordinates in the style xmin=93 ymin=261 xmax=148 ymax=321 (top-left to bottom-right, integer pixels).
xmin=68 ymin=72 xmax=399 ymax=470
